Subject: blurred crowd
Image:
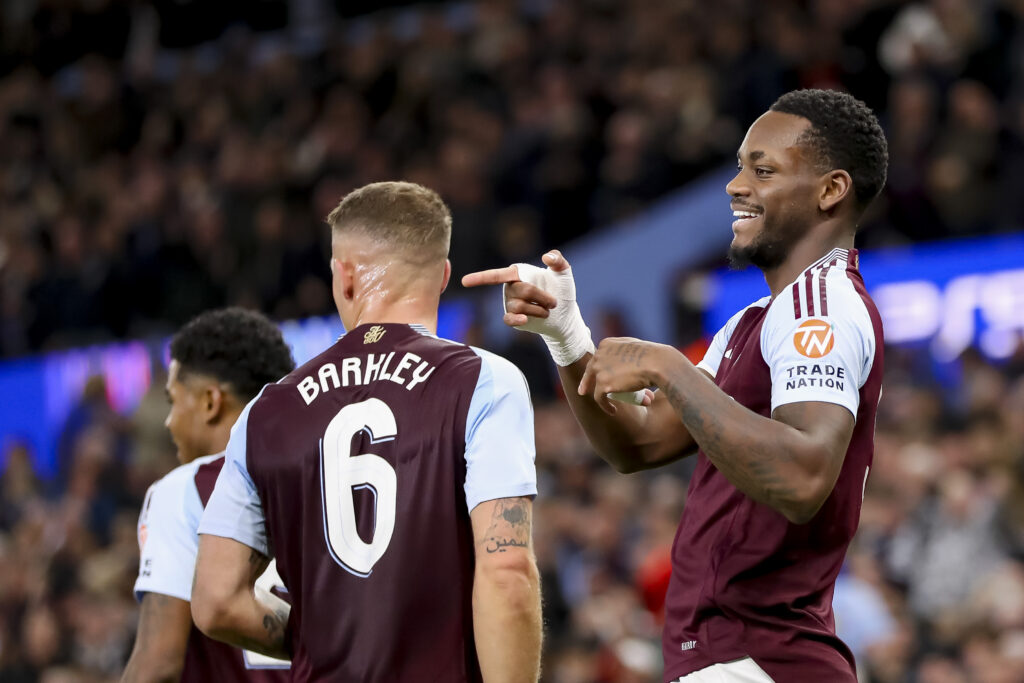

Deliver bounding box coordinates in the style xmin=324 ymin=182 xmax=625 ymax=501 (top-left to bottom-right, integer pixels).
xmin=4 ymin=0 xmax=1024 ymax=682
xmin=2 ymin=337 xmax=1024 ymax=682
xmin=2 ymin=0 xmax=1024 ymax=356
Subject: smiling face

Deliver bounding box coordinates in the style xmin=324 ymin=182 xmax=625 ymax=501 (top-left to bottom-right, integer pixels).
xmin=726 ymin=111 xmax=824 ymax=271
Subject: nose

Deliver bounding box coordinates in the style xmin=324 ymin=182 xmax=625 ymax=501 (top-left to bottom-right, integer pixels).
xmin=726 ymin=170 xmax=749 ymax=198
xmin=164 ymin=411 xmax=172 ymax=429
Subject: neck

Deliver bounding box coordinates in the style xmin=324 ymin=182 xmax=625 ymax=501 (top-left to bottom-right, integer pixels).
xmin=763 ymin=231 xmax=855 ymax=298
xmin=185 ymin=415 xmax=241 ymax=464
xmin=347 ymin=294 xmax=440 ymax=334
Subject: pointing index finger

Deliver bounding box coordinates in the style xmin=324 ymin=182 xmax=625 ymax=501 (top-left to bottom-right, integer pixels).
xmin=461 ymin=265 xmax=521 ymax=288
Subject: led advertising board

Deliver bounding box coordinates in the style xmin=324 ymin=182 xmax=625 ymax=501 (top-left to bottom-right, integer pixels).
xmin=703 ymin=234 xmax=1024 ymax=363
xmin=0 ymin=302 xmax=473 ymax=477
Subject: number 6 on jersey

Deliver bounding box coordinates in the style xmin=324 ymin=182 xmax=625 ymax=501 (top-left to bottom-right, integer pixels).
xmin=320 ymin=398 xmax=398 ymax=576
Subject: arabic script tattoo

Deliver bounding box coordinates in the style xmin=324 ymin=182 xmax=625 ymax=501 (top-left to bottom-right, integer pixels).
xmin=480 ymin=497 xmax=531 ymax=554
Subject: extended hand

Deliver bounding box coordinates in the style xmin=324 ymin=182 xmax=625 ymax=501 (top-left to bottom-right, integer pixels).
xmin=462 ymin=251 xmax=595 ymax=367
xmin=578 ymin=338 xmax=660 ymax=414
xmin=462 ymin=251 xmax=567 ymax=329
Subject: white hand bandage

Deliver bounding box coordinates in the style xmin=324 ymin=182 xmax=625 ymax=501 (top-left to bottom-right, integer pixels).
xmin=505 ymin=263 xmax=594 ymax=367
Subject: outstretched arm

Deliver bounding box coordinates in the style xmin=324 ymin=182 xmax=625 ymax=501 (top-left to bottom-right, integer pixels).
xmin=463 ymin=251 xmax=697 ymax=473
xmin=191 ymin=535 xmax=291 ymax=660
xmin=580 ymin=339 xmax=856 ymax=523
xmin=470 ymin=496 xmax=542 ymax=683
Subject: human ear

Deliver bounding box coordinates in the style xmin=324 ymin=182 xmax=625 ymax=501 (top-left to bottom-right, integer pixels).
xmin=819 ymin=170 xmax=852 ymax=213
xmin=333 ymin=257 xmax=355 ymax=300
xmin=440 ymin=259 xmax=452 ymax=294
xmin=202 ymin=384 xmax=224 ymax=425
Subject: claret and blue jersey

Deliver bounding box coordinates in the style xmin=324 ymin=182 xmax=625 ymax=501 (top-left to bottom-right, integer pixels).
xmin=198 ymin=322 xmax=537 ymax=683
xmin=666 ymin=248 xmax=884 ymax=682
xmin=134 ymin=453 xmax=290 ymax=681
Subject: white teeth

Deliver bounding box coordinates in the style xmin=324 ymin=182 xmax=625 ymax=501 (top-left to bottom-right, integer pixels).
xmin=732 ymin=211 xmax=759 ymax=218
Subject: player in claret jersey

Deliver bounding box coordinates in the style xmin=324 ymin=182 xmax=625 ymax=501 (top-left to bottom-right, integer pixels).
xmin=121 ymin=308 xmax=295 ymax=683
xmin=465 ymin=89 xmax=888 ymax=682
xmin=191 ymin=182 xmax=542 ymax=683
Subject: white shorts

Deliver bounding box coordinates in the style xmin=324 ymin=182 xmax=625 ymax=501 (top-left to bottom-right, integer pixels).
xmin=672 ymin=657 xmax=774 ymax=682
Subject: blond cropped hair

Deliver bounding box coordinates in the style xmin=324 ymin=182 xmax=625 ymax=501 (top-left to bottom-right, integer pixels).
xmin=327 ymin=181 xmax=452 ymax=265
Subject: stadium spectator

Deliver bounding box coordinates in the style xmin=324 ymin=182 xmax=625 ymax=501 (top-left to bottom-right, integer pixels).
xmin=1 ymin=2 xmax=1024 ymax=681
xmin=1 ymin=1 xmax=1024 ymax=356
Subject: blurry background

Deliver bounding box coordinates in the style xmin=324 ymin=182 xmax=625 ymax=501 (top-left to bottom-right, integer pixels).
xmin=1 ymin=0 xmax=1024 ymax=681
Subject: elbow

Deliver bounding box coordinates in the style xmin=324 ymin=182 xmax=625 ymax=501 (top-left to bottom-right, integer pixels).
xmin=781 ymin=502 xmax=821 ymax=525
xmin=600 ymin=445 xmax=658 ymax=474
xmin=779 ymin=477 xmax=831 ymax=525
xmin=609 ymin=457 xmax=642 ymax=475
xmin=476 ymin=553 xmax=540 ymax=612
xmin=143 ymin=660 xmax=182 ymax=683
xmin=190 ymin=588 xmax=235 ymax=641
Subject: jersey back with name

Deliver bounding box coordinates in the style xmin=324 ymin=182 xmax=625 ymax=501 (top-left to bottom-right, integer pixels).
xmin=244 ymin=323 xmax=489 ymax=682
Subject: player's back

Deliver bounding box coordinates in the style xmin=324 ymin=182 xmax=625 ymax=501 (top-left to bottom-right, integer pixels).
xmin=242 ymin=323 xmax=527 ymax=682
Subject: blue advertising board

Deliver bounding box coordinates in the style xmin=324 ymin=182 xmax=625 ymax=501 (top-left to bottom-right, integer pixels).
xmin=0 ymin=302 xmax=473 ymax=477
xmin=704 ymin=234 xmax=1024 ymax=363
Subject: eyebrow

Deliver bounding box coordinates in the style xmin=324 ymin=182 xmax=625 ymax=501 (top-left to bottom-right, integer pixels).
xmin=737 ymin=150 xmax=766 ymax=163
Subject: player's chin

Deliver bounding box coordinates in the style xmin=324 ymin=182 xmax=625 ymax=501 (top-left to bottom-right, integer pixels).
xmin=728 ymin=233 xmax=753 ymax=256
xmin=727 ymin=241 xmax=756 ymax=270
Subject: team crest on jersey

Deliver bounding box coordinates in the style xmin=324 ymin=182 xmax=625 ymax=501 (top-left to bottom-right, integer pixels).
xmin=793 ymin=319 xmax=834 ymax=358
xmin=138 ymin=524 xmax=148 ymax=551
xmin=363 ymin=326 xmax=386 ymax=344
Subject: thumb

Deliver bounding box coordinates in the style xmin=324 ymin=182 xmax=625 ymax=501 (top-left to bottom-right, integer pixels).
xmin=542 ymin=250 xmax=571 ymax=273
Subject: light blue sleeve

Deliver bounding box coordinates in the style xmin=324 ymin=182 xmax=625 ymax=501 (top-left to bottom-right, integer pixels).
xmin=463 ymin=348 xmax=538 ymax=512
xmin=133 ymin=466 xmax=204 ymax=602
xmin=197 ymin=396 xmax=269 ymax=556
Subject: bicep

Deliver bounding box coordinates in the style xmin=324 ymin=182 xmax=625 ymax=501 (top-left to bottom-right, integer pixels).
xmin=772 ymin=400 xmax=856 ymax=480
xmin=470 ymin=497 xmax=533 ymax=568
xmin=195 ymin=534 xmax=269 ymax=604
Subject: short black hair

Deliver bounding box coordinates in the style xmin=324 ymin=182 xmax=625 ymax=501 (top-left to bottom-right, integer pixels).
xmin=170 ymin=307 xmax=295 ymax=402
xmin=770 ymin=89 xmax=888 ymax=212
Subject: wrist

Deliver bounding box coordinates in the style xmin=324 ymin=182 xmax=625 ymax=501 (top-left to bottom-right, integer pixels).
xmin=542 ymin=314 xmax=594 ymax=366
xmin=648 ymin=343 xmax=682 ymax=390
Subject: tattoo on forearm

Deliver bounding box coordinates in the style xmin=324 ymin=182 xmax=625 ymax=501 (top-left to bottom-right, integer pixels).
xmin=262 ymin=605 xmax=289 ymax=647
xmin=662 ymin=369 xmax=797 ymax=507
xmin=247 ymin=548 xmax=270 ymax=582
xmin=226 ymin=600 xmax=290 ymax=659
xmin=480 ymin=498 xmax=531 ymax=554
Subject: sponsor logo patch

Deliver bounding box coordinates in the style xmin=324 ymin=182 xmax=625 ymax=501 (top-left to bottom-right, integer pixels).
xmin=793 ymin=319 xmax=834 ymax=358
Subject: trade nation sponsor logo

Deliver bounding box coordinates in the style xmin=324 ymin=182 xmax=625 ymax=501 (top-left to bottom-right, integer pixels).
xmin=793 ymin=319 xmax=834 ymax=358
